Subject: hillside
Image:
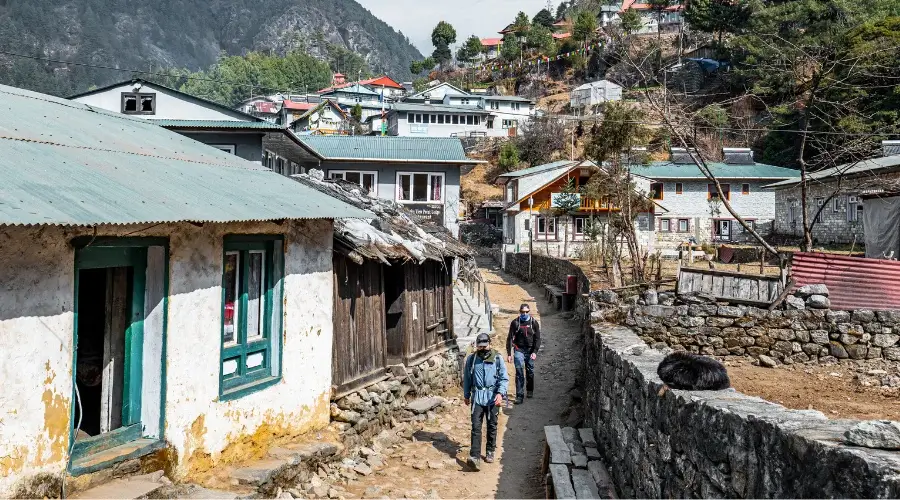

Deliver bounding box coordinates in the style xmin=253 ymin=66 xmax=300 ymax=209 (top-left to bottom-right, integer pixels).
xmin=0 ymin=0 xmax=422 ymax=96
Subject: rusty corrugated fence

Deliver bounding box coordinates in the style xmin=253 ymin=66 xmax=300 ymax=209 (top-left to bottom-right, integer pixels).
xmin=791 ymin=252 xmax=900 ymax=311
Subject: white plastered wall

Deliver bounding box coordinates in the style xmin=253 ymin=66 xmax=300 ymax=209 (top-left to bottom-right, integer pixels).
xmin=0 ymin=219 xmax=335 ymax=495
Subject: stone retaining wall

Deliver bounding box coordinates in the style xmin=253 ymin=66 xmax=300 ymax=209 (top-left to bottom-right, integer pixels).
xmin=582 ymin=323 xmax=900 ymax=498
xmin=330 ymin=348 xmax=461 ymax=448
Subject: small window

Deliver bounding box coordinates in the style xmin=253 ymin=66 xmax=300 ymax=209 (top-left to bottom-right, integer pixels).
xmin=437 ymin=114 xmax=444 ymax=124
xmin=328 ymin=170 xmax=378 ymax=196
xmin=742 ymin=183 xmax=751 ymax=195
xmin=848 ymin=196 xmax=861 ymax=222
xmin=678 ymin=219 xmax=689 ymax=232
xmin=452 ymin=115 xmax=459 ymax=125
xmin=675 ymin=183 xmax=683 ymax=194
xmin=221 ymin=236 xmax=284 ymax=398
xmin=660 ymin=219 xmax=671 ymax=232
xmin=708 ymin=183 xmax=730 ymax=201
xmin=741 ymin=220 xmax=756 ymax=233
xmin=490 ymin=101 xmax=500 ymax=110
xmin=537 ymin=216 xmax=557 ymax=236
xmin=461 ymin=98 xmax=470 ymax=105
xmin=430 ymin=115 xmax=437 ymax=124
xmin=512 ymin=102 xmax=521 ymax=110
xmin=397 ymin=172 xmax=444 ymax=203
xmin=474 ymin=116 xmax=480 ymax=126
xmin=487 ymin=118 xmax=494 ymax=129
xmin=814 ymin=197 xmax=825 ymax=223
xmin=649 ymin=182 xmax=664 ymax=200
xmin=833 ymin=196 xmax=842 ymax=213
xmin=466 ymin=116 xmax=474 ymax=125
xmin=212 ymin=145 xmax=236 ymax=155
xmin=121 ymin=92 xmax=155 ymax=115
xmin=574 ymin=217 xmax=586 ymax=235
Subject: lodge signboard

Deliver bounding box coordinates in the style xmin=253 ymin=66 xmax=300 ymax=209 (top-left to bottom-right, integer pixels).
xmin=407 ymin=204 xmax=445 ymax=225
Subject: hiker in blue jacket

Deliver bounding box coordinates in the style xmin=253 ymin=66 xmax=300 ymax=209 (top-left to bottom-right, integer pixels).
xmin=463 ymin=332 xmax=509 ymax=470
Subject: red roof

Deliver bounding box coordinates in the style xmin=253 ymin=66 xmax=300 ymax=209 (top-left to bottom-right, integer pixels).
xmin=622 ymin=0 xmax=683 ymax=11
xmin=361 ymin=75 xmax=403 ymax=89
xmin=282 ymin=101 xmax=316 ymax=111
xmin=334 ymin=72 xmax=345 ymax=77
xmin=253 ymin=102 xmax=279 ymax=113
xmin=481 ymin=37 xmax=502 ymax=46
xmin=553 ymin=33 xmax=572 ymax=40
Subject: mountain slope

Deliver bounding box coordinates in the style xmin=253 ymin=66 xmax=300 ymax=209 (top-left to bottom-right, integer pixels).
xmin=0 ymin=0 xmax=422 ymax=96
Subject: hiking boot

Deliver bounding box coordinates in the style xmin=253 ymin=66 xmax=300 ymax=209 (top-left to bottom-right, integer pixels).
xmin=515 ymin=395 xmax=525 ymax=404
xmin=467 ymin=456 xmax=481 ymax=471
xmin=527 ymin=391 xmax=534 ymax=398
xmin=485 ymin=451 xmax=495 ymax=463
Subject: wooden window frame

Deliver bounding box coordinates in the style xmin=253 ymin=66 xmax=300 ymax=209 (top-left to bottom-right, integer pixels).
xmin=536 ymin=216 xmax=558 ymax=240
xmin=677 ymin=219 xmax=690 ymax=233
xmin=660 ymin=219 xmax=671 ymax=232
xmin=649 ymin=182 xmax=664 ymax=200
xmin=708 ymin=183 xmax=731 ymax=201
xmin=742 ymin=183 xmax=751 ymax=195
xmin=121 ymin=92 xmax=156 ymax=115
xmin=219 ymin=235 xmax=284 ymax=400
xmin=675 ymin=183 xmax=683 ymax=195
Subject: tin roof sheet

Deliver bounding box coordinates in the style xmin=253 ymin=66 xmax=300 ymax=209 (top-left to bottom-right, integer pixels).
xmin=791 ymin=252 xmax=900 ymax=311
xmin=296 ymin=136 xmax=482 ymax=164
xmin=631 ymin=161 xmax=798 ymax=180
xmin=0 ymin=84 xmax=369 ymax=226
xmin=765 ymin=155 xmax=900 ymax=188
xmin=150 ymin=119 xmax=284 ymax=130
xmin=496 ymin=160 xmax=579 ymax=179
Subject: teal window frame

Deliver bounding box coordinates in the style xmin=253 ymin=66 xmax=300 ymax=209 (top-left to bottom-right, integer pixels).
xmin=219 ymin=235 xmax=284 ymax=400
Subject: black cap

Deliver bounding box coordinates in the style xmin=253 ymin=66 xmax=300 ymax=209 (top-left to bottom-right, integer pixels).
xmin=476 ymin=333 xmax=490 ymax=346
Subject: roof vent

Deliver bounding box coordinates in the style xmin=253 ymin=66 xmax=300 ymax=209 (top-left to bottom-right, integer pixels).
xmin=723 ymin=147 xmax=754 ymax=164
xmin=670 ymin=147 xmax=698 ymax=164
xmin=884 ymin=140 xmax=900 ymax=157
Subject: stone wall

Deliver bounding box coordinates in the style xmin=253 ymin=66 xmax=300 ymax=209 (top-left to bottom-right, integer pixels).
xmin=582 ymin=323 xmax=900 ymax=498
xmin=330 ymin=348 xmax=461 ymax=448
xmin=611 ymin=300 xmax=900 ymax=365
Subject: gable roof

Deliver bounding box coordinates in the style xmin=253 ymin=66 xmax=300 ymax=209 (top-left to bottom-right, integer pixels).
xmin=630 ymin=160 xmax=798 ymax=180
xmin=293 ymin=173 xmax=469 ymax=263
xmin=481 ymin=38 xmax=503 ymax=46
xmin=323 ymin=83 xmax=380 ymax=96
xmin=362 ymin=76 xmax=404 ymax=89
xmin=506 ymin=160 xmax=601 ymax=208
xmin=295 ymin=136 xmax=484 ymax=164
xmin=765 ymin=155 xmax=900 ymax=189
xmin=392 ymin=102 xmax=491 ymax=115
xmin=496 ymin=160 xmax=579 ymax=181
xmin=68 ymin=78 xmax=263 ymax=122
xmin=574 ymin=80 xmax=623 ymax=91
xmin=408 ymin=82 xmax=470 ymax=99
xmin=290 ymin=100 xmax=349 ymax=126
xmin=0 ymin=84 xmax=368 ymax=226
xmin=282 ymin=101 xmax=317 ymax=111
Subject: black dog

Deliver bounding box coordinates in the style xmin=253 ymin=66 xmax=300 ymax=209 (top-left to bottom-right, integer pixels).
xmin=657 ymin=352 xmax=731 ymax=390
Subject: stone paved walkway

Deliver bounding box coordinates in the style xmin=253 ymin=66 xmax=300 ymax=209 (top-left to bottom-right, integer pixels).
xmin=340 ymin=258 xmax=585 ymax=499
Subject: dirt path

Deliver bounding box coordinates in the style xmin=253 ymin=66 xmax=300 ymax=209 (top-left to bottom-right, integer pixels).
xmin=342 ymin=258 xmax=583 ymax=499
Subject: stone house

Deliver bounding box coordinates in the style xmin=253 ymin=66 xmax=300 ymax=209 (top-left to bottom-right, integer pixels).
xmin=767 ymin=141 xmax=900 ymax=245
xmin=632 ymin=148 xmax=798 ymax=249
xmin=0 ymin=84 xmax=368 ymax=497
xmin=288 ymin=100 xmax=352 ymax=136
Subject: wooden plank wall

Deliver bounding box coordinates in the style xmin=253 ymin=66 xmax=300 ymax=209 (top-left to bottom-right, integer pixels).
xmin=332 ymin=255 xmax=387 ymax=390
xmin=677 ymin=267 xmax=783 ymax=305
xmin=402 ymin=261 xmax=454 ymax=362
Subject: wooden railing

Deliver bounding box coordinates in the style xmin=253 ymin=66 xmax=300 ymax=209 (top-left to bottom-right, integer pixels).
xmin=579 ymin=197 xmax=617 ymax=210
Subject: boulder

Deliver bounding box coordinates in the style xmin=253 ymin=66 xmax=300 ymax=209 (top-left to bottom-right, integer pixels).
xmin=806 ymin=295 xmax=830 ymax=309
xmin=593 ymin=289 xmax=619 ymax=304
xmin=796 ymin=284 xmax=829 ymax=298
xmin=643 ymin=289 xmax=659 ymax=306
xmin=785 ymin=295 xmax=806 ymax=311
xmin=844 ymin=420 xmax=900 ymax=450
xmin=758 ymin=354 xmax=778 ymax=368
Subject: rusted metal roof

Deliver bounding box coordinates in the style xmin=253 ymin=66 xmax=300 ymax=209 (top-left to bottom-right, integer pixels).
xmin=292 ymin=172 xmax=470 ymax=264
xmin=791 ymin=252 xmax=900 ymax=311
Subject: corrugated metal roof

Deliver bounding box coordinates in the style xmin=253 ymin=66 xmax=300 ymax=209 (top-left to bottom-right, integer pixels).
xmin=497 ymin=160 xmax=578 ymax=179
xmin=765 ymin=155 xmax=900 ymax=189
xmin=393 ymin=102 xmax=491 ymax=114
xmin=150 ymin=119 xmax=284 ymax=130
xmin=296 ymin=136 xmax=482 ymax=164
xmin=0 ymin=84 xmax=370 ymax=226
xmin=791 ymin=252 xmax=900 ymax=311
xmin=631 ymin=161 xmax=798 ymax=180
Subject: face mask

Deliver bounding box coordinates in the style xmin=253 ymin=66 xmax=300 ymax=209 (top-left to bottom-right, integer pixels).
xmin=477 ymin=349 xmax=490 ymax=358
xmin=519 ymin=313 xmax=530 ymax=321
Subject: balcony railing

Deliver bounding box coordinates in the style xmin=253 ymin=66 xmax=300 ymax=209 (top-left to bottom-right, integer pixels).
xmin=579 ymin=197 xmax=617 ymax=210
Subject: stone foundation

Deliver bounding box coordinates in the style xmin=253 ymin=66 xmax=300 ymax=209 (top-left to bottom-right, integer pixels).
xmin=583 ymin=323 xmax=900 ymax=498
xmin=330 ymin=348 xmax=461 ymax=448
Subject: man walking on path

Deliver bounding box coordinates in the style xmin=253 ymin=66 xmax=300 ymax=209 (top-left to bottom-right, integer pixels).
xmin=463 ymin=333 xmax=509 ymax=470
xmin=506 ymin=303 xmax=541 ymax=404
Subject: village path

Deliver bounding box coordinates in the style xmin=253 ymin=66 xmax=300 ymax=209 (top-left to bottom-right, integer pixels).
xmin=342 ymin=257 xmax=584 ymax=499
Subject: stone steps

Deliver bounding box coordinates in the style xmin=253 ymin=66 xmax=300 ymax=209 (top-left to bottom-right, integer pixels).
xmin=543 ymin=425 xmax=617 ymax=499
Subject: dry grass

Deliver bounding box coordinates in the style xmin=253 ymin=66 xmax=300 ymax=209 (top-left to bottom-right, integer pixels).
xmin=460 ymin=163 xmax=502 ymax=206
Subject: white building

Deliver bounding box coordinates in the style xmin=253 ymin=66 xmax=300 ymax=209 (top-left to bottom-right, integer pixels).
xmin=570 ymin=80 xmax=623 ymax=109
xmin=633 ymin=148 xmax=798 ymax=247
xmin=0 ymin=84 xmax=368 ymax=496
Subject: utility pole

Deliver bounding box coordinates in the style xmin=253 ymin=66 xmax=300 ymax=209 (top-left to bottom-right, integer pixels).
xmin=529 ymin=196 xmax=534 ymax=282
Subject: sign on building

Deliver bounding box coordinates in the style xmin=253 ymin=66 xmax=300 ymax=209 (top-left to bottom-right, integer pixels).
xmin=406 ymin=204 xmax=445 ymax=225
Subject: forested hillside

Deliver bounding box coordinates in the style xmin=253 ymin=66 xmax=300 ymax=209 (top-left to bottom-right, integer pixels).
xmin=0 ymin=0 xmax=422 ymax=96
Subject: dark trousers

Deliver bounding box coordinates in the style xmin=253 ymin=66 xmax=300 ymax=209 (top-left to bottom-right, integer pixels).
xmin=470 ymin=403 xmax=500 ymax=458
xmin=514 ymin=349 xmax=535 ymax=396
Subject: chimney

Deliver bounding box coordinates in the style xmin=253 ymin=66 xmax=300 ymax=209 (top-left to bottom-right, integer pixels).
xmin=884 ymin=140 xmax=900 ymax=157
xmin=670 ymin=147 xmax=698 ymax=164
xmin=723 ymin=147 xmax=754 ymax=165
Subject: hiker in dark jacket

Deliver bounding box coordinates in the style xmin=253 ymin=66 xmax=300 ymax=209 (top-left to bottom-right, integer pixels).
xmin=463 ymin=333 xmax=509 ymax=470
xmin=506 ymin=303 xmax=541 ymax=404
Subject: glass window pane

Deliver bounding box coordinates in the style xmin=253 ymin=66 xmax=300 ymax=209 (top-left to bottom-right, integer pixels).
xmin=223 ymin=252 xmax=239 ymax=344
xmin=430 ymin=175 xmax=442 ymax=201
xmin=140 ymin=96 xmax=154 ymax=112
xmin=246 ymin=251 xmax=265 ymax=341
xmin=412 ymin=174 xmax=428 ymax=201
xmin=123 ymin=95 xmax=137 ymax=112
xmin=246 ymin=351 xmax=265 ymax=369
xmin=222 ymin=357 xmax=239 ymax=377
xmin=363 ymin=174 xmax=376 ymax=195
xmin=399 ymin=174 xmax=411 ymax=200
xmin=346 ymin=172 xmax=361 ymax=184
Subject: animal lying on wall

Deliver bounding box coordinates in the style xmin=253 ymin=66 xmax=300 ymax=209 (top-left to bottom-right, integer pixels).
xmin=657 ymin=352 xmax=731 ymax=390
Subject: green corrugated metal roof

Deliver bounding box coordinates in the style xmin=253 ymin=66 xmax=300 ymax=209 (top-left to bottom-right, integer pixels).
xmin=630 ymin=161 xmax=798 ymax=179
xmin=393 ymin=102 xmax=491 ymax=114
xmin=297 ymin=136 xmax=483 ymax=163
xmin=497 ymin=160 xmax=578 ymax=178
xmin=150 ymin=119 xmax=284 ymax=130
xmin=0 ymin=84 xmax=370 ymax=226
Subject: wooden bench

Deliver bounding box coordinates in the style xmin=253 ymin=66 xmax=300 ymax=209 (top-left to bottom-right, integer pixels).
xmin=543 ymin=285 xmax=564 ymax=310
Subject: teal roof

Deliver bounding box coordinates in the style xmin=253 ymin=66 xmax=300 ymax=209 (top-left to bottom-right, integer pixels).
xmin=151 ymin=119 xmax=283 ymax=130
xmin=630 ymin=161 xmax=798 ymax=180
xmin=328 ymin=84 xmax=379 ymax=96
xmin=393 ymin=102 xmax=491 ymax=114
xmin=296 ymin=136 xmax=483 ymax=164
xmin=497 ymin=160 xmax=578 ymax=178
xmin=0 ymin=84 xmax=369 ymax=226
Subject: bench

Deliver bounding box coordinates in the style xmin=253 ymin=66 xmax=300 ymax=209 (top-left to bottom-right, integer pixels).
xmin=544 ymin=285 xmax=565 ymax=310
xmin=543 ymin=425 xmax=617 ymax=499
